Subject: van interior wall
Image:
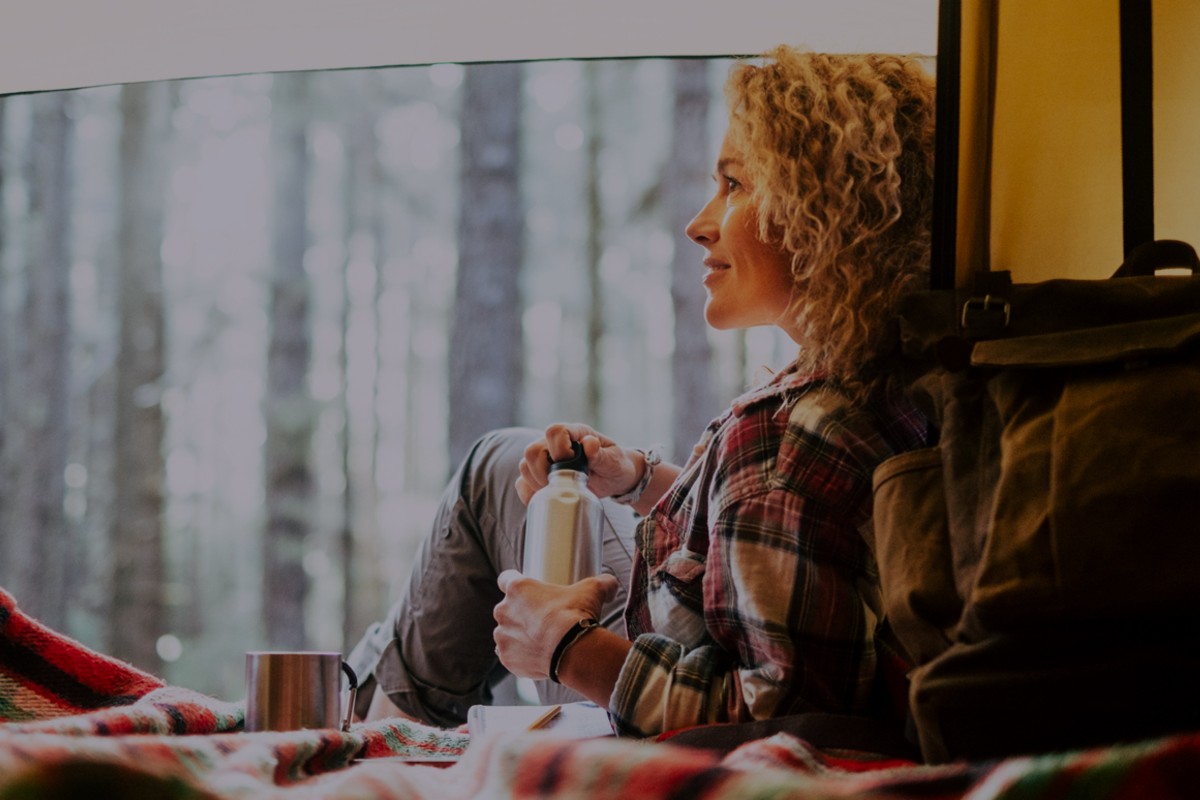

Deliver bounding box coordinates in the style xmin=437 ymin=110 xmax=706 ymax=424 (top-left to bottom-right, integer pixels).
xmin=985 ymin=0 xmax=1198 ymax=283
xmin=1153 ymin=1 xmax=1200 ymax=253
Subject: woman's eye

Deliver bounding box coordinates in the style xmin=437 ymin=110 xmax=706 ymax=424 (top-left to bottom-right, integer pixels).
xmin=722 ymin=174 xmax=742 ymax=193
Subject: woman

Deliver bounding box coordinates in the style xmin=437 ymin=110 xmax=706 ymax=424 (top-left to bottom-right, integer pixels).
xmin=349 ymin=46 xmax=935 ymax=736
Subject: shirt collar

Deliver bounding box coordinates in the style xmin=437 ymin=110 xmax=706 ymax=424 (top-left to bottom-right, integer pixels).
xmin=729 ymin=360 xmax=828 ymax=417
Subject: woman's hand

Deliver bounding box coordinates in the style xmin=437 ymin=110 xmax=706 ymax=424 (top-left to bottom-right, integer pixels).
xmin=515 ymin=423 xmax=643 ymax=504
xmin=493 ymin=570 xmax=619 ymax=680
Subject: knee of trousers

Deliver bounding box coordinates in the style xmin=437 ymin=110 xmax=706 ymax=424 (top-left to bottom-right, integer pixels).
xmin=451 ymin=427 xmax=541 ymax=545
xmin=457 ymin=427 xmax=540 ymax=496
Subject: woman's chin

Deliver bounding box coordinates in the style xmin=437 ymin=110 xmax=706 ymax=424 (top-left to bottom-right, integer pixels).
xmin=702 ymin=307 xmax=731 ymax=330
xmin=703 ymin=304 xmax=753 ymax=331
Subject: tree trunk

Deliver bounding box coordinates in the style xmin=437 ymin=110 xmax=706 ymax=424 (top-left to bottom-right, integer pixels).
xmin=338 ymin=147 xmax=359 ymax=653
xmin=669 ymin=61 xmax=715 ymax=463
xmin=448 ymin=62 xmax=525 ymax=468
xmin=339 ymin=91 xmax=387 ymax=651
xmin=0 ymin=95 xmax=5 ymax=252
xmin=0 ymin=97 xmax=8 ymax=584
xmin=583 ymin=63 xmax=605 ymax=424
xmin=83 ymin=184 xmax=120 ymax=647
xmin=4 ymin=94 xmax=74 ymax=629
xmin=365 ymin=162 xmax=387 ymax=632
xmin=110 ymin=81 xmax=173 ymax=673
xmin=263 ymin=72 xmax=315 ymax=650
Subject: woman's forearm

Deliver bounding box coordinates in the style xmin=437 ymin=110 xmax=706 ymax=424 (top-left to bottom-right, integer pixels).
xmin=629 ymin=457 xmax=680 ymax=517
xmin=555 ymin=627 xmax=632 ymax=708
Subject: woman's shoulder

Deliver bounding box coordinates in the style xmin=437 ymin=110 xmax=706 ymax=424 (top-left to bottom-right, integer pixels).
xmin=791 ymin=383 xmax=927 ymax=452
xmin=709 ymin=375 xmax=836 ymax=500
xmin=726 ymin=360 xmax=818 ymax=416
xmin=725 ymin=366 xmax=888 ymax=443
xmin=715 ymin=377 xmax=929 ymax=501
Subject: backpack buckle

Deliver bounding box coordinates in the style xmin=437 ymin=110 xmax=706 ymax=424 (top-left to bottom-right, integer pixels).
xmin=961 ymin=294 xmax=1011 ymax=338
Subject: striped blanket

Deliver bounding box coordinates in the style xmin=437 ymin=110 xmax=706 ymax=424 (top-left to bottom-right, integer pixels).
xmin=2 ymin=586 xmax=1197 ymax=799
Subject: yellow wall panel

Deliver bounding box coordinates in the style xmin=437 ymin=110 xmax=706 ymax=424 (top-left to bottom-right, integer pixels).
xmin=989 ymin=0 xmax=1124 ymax=281
xmin=1154 ymin=0 xmax=1200 ymax=248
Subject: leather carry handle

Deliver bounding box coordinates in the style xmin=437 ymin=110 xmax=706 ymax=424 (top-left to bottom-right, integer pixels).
xmin=930 ymin=0 xmax=962 ymax=292
xmin=930 ymin=0 xmax=999 ymax=292
xmin=1119 ymin=0 xmax=1154 ymax=258
xmin=1111 ymin=239 xmax=1200 ymax=278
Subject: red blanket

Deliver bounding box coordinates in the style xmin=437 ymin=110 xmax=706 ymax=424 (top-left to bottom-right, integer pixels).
xmin=2 ymin=587 xmax=1197 ymax=799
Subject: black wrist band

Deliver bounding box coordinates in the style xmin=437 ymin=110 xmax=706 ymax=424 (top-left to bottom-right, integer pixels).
xmin=548 ymin=617 xmax=599 ymax=684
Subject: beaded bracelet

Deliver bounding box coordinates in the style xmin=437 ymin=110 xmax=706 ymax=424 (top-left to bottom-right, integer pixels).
xmin=548 ymin=617 xmax=599 ymax=683
xmin=611 ymin=447 xmax=662 ymax=506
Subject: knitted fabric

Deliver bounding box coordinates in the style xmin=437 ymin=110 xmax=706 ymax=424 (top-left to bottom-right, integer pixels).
xmin=4 ymin=586 xmax=1200 ymax=800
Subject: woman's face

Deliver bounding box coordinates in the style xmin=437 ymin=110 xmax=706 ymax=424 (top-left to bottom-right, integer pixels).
xmin=686 ymin=132 xmax=799 ymax=342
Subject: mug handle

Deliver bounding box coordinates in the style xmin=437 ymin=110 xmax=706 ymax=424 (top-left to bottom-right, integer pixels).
xmin=340 ymin=661 xmax=359 ymax=732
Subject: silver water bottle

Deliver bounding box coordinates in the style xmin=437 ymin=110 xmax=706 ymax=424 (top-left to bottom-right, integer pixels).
xmin=523 ymin=441 xmax=604 ymax=585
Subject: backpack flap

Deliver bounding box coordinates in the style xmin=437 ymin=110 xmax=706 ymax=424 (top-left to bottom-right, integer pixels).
xmin=970 ymin=309 xmax=1200 ymax=369
xmin=961 ymin=300 xmax=1200 ymax=632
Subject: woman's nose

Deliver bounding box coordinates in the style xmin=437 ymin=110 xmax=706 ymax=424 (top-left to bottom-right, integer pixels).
xmin=686 ymin=195 xmax=720 ymax=244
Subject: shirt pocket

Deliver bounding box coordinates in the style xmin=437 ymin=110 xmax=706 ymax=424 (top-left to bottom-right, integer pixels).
xmin=660 ymin=547 xmax=706 ymax=584
xmin=647 ymin=547 xmax=709 ymax=648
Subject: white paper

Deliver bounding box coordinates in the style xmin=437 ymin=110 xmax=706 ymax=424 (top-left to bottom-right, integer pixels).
xmin=467 ymin=701 xmax=615 ymax=739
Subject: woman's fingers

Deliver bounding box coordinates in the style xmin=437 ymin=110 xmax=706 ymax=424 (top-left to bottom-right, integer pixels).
xmin=521 ymin=439 xmax=550 ymax=476
xmin=493 ymin=571 xmax=564 ymax=678
xmin=516 ymin=421 xmax=644 ymax=502
xmin=543 ymin=423 xmax=582 ymax=461
xmin=518 ymin=424 xmax=587 ymax=477
xmin=493 ymin=570 xmax=616 ymax=680
xmin=515 ymin=458 xmax=545 ymax=504
xmin=589 ymin=573 xmax=620 ymax=603
xmin=514 ymin=475 xmax=533 ymax=506
xmin=517 ymin=423 xmax=605 ymax=504
xmin=496 ymin=569 xmax=524 ymax=594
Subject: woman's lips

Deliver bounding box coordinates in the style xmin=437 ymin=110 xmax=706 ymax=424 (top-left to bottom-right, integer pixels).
xmin=703 ymin=258 xmax=729 ymax=287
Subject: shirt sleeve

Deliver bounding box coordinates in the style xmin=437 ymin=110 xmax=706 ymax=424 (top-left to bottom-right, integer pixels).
xmin=609 ymin=481 xmax=879 ymax=738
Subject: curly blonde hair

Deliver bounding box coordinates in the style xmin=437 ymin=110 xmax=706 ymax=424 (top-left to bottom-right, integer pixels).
xmin=725 ymin=47 xmax=935 ymax=401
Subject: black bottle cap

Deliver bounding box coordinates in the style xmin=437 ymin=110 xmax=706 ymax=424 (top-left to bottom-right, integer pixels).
xmin=548 ymin=440 xmax=589 ymax=474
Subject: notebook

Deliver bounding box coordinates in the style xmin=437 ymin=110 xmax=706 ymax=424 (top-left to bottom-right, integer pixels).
xmin=466 ymin=700 xmax=615 ymax=739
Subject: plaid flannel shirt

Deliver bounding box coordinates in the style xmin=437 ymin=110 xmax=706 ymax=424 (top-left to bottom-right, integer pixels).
xmin=611 ymin=364 xmax=928 ymax=737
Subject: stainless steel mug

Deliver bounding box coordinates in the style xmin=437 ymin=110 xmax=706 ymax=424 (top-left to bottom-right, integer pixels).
xmin=244 ymin=651 xmax=358 ymax=732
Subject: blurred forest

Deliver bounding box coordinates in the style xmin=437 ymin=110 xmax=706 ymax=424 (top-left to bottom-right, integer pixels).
xmin=0 ymin=58 xmax=797 ymax=701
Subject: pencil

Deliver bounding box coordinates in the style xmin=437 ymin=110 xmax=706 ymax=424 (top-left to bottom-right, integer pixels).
xmin=527 ymin=704 xmax=562 ymax=731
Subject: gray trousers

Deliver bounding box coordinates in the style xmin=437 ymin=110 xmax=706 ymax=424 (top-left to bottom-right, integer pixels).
xmin=345 ymin=427 xmax=637 ymax=727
